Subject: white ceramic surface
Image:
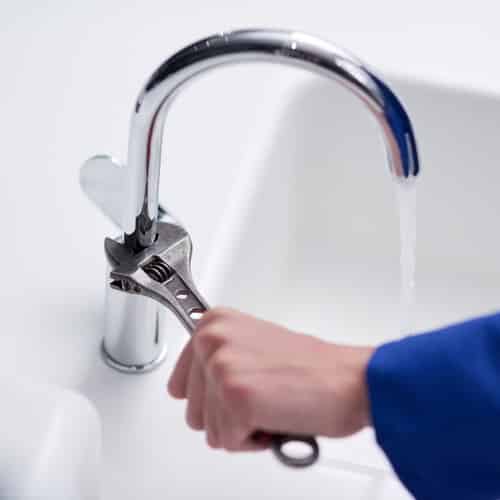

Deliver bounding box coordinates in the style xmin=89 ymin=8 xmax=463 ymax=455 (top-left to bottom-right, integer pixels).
xmin=0 ymin=378 xmax=100 ymax=500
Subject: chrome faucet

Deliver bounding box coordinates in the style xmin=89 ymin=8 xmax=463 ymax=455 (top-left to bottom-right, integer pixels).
xmin=80 ymin=29 xmax=420 ymax=374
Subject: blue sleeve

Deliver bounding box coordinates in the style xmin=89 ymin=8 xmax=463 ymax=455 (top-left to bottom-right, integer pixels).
xmin=367 ymin=312 xmax=500 ymax=500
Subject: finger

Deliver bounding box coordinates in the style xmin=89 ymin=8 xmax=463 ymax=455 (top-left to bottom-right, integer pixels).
xmin=217 ymin=400 xmax=270 ymax=452
xmin=193 ymin=309 xmax=242 ymax=362
xmin=195 ymin=307 xmax=236 ymax=330
xmin=185 ymin=358 xmax=205 ymax=430
xmin=193 ymin=325 xmax=226 ymax=365
xmin=224 ymin=427 xmax=272 ymax=451
xmin=217 ymin=405 xmax=251 ymax=451
xmin=239 ymin=436 xmax=271 ymax=452
xmin=249 ymin=431 xmax=273 ymax=449
xmin=168 ymin=339 xmax=194 ymax=399
xmin=215 ymin=399 xmax=227 ymax=448
xmin=204 ymin=382 xmax=220 ymax=449
xmin=212 ymin=373 xmax=267 ymax=452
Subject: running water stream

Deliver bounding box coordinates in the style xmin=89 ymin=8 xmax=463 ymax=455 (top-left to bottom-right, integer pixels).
xmin=397 ymin=180 xmax=417 ymax=334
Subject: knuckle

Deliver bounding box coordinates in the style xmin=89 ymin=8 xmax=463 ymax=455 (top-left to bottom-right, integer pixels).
xmin=210 ymin=306 xmax=234 ymax=318
xmin=220 ymin=377 xmax=243 ymax=400
xmin=199 ymin=307 xmax=237 ymax=330
xmin=220 ymin=379 xmax=254 ymax=421
xmin=209 ymin=350 xmax=233 ymax=381
xmin=200 ymin=307 xmax=227 ymax=325
xmin=194 ymin=327 xmax=223 ymax=355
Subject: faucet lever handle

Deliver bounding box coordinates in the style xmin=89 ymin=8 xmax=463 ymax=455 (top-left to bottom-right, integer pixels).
xmin=81 ymin=155 xmax=174 ymax=231
xmin=80 ymin=155 xmax=128 ymax=230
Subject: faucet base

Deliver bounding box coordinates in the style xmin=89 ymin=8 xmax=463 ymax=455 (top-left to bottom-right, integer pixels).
xmin=101 ymin=342 xmax=168 ymax=374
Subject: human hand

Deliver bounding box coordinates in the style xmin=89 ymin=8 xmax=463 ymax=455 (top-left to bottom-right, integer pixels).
xmin=168 ymin=307 xmax=373 ymax=451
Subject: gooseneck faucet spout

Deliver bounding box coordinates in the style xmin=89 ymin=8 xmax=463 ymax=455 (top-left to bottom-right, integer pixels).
xmin=81 ymin=29 xmax=419 ymax=374
xmin=125 ymin=29 xmax=419 ymax=250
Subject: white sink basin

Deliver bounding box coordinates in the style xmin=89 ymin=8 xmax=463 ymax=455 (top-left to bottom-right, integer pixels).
xmin=3 ymin=70 xmax=499 ymax=499
xmin=199 ymin=76 xmax=500 ymax=498
xmin=206 ymin=75 xmax=500 ymax=346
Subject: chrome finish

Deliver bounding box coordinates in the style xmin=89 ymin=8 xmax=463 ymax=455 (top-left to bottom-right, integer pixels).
xmin=125 ymin=29 xmax=419 ymax=249
xmin=105 ymin=220 xmax=319 ymax=468
xmin=101 ymin=341 xmax=168 ymax=374
xmin=81 ymin=28 xmax=420 ymax=373
xmin=105 ymin=221 xmax=208 ymax=332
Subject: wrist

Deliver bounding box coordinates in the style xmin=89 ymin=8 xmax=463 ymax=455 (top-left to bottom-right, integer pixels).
xmin=322 ymin=342 xmax=374 ymax=437
xmin=347 ymin=345 xmax=374 ymax=429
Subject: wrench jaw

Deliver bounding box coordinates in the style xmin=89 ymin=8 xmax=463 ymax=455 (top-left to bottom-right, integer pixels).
xmin=105 ymin=221 xmax=208 ymax=334
xmin=108 ymin=271 xmax=145 ymax=297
